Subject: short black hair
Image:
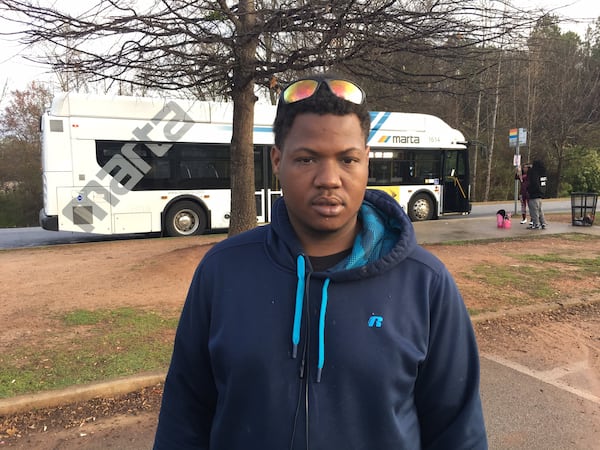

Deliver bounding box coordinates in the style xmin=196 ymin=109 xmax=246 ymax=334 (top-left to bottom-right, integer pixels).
xmin=273 ymin=74 xmax=371 ymax=149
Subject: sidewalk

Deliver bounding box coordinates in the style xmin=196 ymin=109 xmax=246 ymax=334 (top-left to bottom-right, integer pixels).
xmin=413 ymin=215 xmax=600 ymax=245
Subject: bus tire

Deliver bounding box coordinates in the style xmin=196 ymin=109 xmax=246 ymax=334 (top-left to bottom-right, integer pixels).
xmin=408 ymin=193 xmax=434 ymax=222
xmin=164 ymin=201 xmax=207 ymax=236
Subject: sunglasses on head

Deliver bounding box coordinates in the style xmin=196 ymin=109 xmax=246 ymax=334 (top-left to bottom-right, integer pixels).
xmin=281 ymin=78 xmax=365 ymax=105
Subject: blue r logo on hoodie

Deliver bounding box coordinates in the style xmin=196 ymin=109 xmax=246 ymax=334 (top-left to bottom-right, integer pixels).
xmin=368 ymin=316 xmax=383 ymax=328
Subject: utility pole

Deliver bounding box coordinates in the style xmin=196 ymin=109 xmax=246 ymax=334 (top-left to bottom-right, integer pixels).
xmin=510 ymin=128 xmax=527 ymax=216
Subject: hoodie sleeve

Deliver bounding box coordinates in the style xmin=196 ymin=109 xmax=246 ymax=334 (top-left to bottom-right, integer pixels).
xmin=153 ymin=264 xmax=216 ymax=450
xmin=415 ymin=268 xmax=488 ymax=450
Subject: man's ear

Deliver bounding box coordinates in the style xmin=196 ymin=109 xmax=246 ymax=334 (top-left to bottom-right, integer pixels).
xmin=270 ymin=146 xmax=282 ymax=176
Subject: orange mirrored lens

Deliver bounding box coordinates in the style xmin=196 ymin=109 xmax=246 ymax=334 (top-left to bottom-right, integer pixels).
xmin=327 ymin=80 xmax=364 ymax=104
xmin=282 ymin=79 xmax=364 ymax=105
xmin=283 ymin=79 xmax=319 ymax=103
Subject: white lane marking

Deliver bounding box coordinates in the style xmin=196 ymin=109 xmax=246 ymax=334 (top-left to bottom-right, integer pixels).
xmin=481 ymin=353 xmax=600 ymax=405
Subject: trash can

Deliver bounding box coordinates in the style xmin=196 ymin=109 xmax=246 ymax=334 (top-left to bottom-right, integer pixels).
xmin=571 ymin=192 xmax=598 ymax=226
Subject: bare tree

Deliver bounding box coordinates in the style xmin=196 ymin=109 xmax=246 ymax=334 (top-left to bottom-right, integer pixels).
xmin=0 ymin=80 xmax=52 ymax=143
xmin=0 ymin=81 xmax=53 ymax=225
xmin=526 ymin=17 xmax=600 ymax=195
xmin=0 ymin=0 xmax=540 ymax=234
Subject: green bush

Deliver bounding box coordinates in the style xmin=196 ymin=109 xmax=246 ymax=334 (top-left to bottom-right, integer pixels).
xmin=562 ymin=147 xmax=600 ymax=194
xmin=0 ymin=188 xmax=42 ymax=227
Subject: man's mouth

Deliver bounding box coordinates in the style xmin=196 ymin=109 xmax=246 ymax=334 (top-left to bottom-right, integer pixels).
xmin=312 ymin=197 xmax=344 ymax=216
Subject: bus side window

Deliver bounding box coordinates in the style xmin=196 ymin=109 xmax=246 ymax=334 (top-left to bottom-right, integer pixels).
xmin=198 ymin=163 xmax=219 ymax=178
xmin=180 ymin=164 xmax=192 ymax=179
xmin=181 ymin=162 xmax=219 ymax=179
xmin=152 ymin=160 xmax=170 ymax=179
xmin=390 ymin=161 xmax=403 ymax=183
xmin=369 ymin=160 xmax=391 ymax=184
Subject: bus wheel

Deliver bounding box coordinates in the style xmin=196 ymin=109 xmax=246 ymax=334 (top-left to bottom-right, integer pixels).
xmin=165 ymin=201 xmax=207 ymax=236
xmin=408 ymin=193 xmax=434 ymax=221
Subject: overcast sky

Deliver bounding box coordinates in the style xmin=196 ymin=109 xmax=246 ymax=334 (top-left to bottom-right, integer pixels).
xmin=1 ymin=0 xmax=600 ymax=100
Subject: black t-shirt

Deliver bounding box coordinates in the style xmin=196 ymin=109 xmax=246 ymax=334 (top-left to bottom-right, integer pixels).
xmin=309 ymin=247 xmax=352 ymax=272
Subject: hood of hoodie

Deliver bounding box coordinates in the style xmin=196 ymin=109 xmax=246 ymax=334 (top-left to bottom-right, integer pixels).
xmin=266 ymin=189 xmax=418 ymax=281
xmin=266 ymin=188 xmax=419 ymax=382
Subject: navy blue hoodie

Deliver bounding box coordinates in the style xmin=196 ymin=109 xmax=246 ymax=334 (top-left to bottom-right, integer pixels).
xmin=154 ymin=189 xmax=487 ymax=449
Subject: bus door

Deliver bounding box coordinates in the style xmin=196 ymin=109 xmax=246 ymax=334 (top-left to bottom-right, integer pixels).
xmin=442 ymin=150 xmax=470 ymax=214
xmin=255 ymin=146 xmax=282 ymax=223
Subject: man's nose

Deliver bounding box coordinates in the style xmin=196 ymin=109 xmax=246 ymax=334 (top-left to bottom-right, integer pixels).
xmin=315 ymin=159 xmax=342 ymax=188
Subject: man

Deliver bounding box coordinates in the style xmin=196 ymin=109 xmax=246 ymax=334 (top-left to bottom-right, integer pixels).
xmin=153 ymin=75 xmax=487 ymax=449
xmin=526 ymin=159 xmax=548 ymax=229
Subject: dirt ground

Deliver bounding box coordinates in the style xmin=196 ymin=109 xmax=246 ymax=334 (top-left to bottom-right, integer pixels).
xmin=1 ymin=215 xmax=599 ymax=447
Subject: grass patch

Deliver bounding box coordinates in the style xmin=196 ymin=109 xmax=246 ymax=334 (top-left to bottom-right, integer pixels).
xmin=463 ymin=264 xmax=560 ymax=306
xmin=558 ymin=233 xmax=599 ymax=242
xmin=428 ymin=232 xmax=600 ymax=247
xmin=0 ymin=307 xmax=178 ymax=398
xmin=456 ymin=234 xmax=600 ymax=313
xmin=516 ymin=253 xmax=600 ymax=276
xmin=467 ymin=307 xmax=492 ymax=316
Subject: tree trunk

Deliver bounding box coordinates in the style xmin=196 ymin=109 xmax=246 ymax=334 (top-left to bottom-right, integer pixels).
xmin=228 ymin=0 xmax=259 ymax=237
xmin=526 ymin=56 xmax=538 ymax=164
xmin=472 ymin=85 xmax=482 ymax=201
xmin=553 ymin=141 xmax=566 ymax=198
xmin=484 ymin=55 xmax=502 ymax=202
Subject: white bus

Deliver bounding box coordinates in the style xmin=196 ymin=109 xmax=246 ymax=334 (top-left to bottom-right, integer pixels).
xmin=39 ymin=93 xmax=470 ymax=237
xmin=366 ymin=111 xmax=471 ymax=221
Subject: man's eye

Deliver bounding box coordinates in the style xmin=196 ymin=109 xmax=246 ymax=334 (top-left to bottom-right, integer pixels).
xmin=342 ymin=157 xmax=358 ymax=164
xmin=297 ymin=157 xmax=314 ymax=164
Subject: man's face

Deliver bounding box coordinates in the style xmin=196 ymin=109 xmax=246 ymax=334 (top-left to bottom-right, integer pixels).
xmin=271 ymin=113 xmax=370 ymax=252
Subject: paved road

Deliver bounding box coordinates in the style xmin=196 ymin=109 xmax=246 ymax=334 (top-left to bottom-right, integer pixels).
xmin=481 ymin=357 xmax=600 ymax=449
xmin=0 ymin=226 xmax=161 ymax=250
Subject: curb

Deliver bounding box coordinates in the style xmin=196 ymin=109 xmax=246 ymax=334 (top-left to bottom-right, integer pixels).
xmin=0 ymin=371 xmax=166 ymax=416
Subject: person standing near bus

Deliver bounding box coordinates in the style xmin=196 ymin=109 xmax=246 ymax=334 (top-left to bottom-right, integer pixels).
xmin=527 ymin=159 xmax=548 ymax=230
xmin=153 ymin=74 xmax=487 ymax=449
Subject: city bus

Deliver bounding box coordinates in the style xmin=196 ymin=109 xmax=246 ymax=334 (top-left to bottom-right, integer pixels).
xmin=39 ymin=93 xmax=470 ymax=237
